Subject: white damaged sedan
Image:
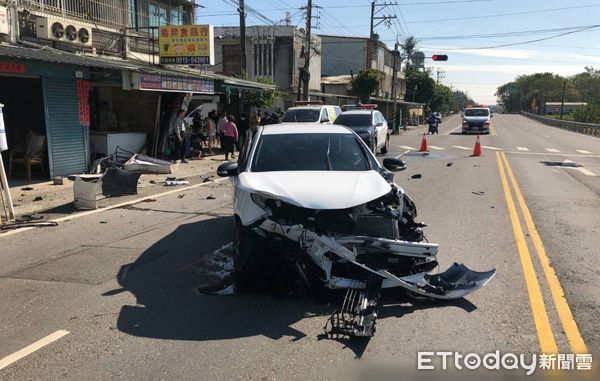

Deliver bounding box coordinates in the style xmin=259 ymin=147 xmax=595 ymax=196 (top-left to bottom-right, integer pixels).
xmin=217 ymin=124 xmax=495 ymax=337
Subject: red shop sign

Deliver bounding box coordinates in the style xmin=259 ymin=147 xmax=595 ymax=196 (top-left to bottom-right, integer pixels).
xmin=0 ymin=63 xmax=26 ymax=74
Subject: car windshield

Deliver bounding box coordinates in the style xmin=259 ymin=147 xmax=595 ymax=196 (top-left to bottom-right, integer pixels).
xmin=334 ymin=114 xmax=373 ymax=128
xmin=252 ymin=133 xmax=370 ymax=172
xmin=464 ymin=109 xmax=490 ymax=117
xmin=281 ymin=109 xmax=320 ymax=122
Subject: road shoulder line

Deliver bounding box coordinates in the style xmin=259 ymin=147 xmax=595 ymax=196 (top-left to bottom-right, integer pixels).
xmin=0 ymin=330 xmax=69 ymax=371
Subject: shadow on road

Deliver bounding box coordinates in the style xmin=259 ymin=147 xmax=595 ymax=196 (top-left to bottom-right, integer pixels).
xmin=107 ymin=216 xmax=478 ymax=355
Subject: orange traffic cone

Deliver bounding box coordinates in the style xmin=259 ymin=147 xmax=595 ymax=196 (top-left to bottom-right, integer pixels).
xmin=419 ymin=132 xmax=428 ymax=152
xmin=472 ymin=135 xmax=482 ymax=156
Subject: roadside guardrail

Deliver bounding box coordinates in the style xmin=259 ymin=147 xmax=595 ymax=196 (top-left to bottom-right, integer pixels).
xmin=521 ymin=112 xmax=600 ymax=137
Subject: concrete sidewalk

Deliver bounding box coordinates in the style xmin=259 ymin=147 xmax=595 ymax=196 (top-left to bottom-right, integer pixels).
xmin=4 ymin=154 xmax=225 ymax=219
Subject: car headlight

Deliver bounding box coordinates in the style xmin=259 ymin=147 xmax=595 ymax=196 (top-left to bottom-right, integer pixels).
xmin=251 ymin=193 xmax=269 ymax=209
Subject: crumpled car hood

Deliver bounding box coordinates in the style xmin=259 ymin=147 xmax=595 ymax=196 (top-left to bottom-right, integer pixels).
xmin=237 ymin=170 xmax=392 ymax=209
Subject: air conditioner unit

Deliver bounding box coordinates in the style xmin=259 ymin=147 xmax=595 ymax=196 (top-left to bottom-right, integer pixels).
xmin=36 ymin=17 xmax=93 ymax=46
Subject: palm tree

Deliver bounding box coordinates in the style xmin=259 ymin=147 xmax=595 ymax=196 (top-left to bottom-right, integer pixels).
xmin=400 ymin=36 xmax=418 ymax=65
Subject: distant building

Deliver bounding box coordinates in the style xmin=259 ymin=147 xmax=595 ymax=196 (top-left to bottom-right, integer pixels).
xmin=209 ymin=25 xmax=321 ymax=109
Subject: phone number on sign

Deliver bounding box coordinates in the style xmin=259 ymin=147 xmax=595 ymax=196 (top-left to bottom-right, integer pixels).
xmin=160 ymin=57 xmax=211 ymax=65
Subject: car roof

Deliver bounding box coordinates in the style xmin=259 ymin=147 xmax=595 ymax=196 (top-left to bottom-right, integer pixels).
xmin=340 ymin=110 xmax=375 ymax=115
xmin=261 ymin=123 xmax=353 ymax=135
xmin=285 ymin=106 xmax=325 ymax=110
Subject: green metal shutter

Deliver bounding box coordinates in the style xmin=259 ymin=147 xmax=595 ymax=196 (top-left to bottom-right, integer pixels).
xmin=42 ymin=77 xmax=88 ymax=178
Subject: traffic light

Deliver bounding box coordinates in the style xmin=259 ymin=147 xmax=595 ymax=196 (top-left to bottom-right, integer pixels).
xmin=432 ymin=54 xmax=448 ymax=61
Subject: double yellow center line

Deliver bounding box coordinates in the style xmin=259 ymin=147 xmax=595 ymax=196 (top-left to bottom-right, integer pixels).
xmin=496 ymin=151 xmax=588 ymax=354
xmin=490 ymin=125 xmax=498 ymax=136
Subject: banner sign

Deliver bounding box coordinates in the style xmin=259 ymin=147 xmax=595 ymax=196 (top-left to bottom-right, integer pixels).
xmin=0 ymin=63 xmax=25 ymax=74
xmin=138 ymin=73 xmax=215 ymax=94
xmin=158 ymin=25 xmax=214 ymax=65
xmin=76 ymin=80 xmax=91 ymax=127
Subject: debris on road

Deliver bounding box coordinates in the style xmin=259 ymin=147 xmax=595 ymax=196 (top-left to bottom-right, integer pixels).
xmin=446 ymin=162 xmax=453 ymax=167
xmin=100 ymin=220 xmax=107 ymax=224
xmin=141 ymin=198 xmax=157 ymax=203
xmin=178 ymin=194 xmax=185 ymax=199
xmin=1 ymin=215 xmax=58 ymax=231
xmin=123 ymin=154 xmax=172 ymax=174
xmin=472 ymin=191 xmax=485 ymax=195
xmin=206 ymin=196 xmax=216 ymax=200
xmin=53 ymin=177 xmax=65 ymax=185
xmin=411 ymin=174 xmax=422 ymax=179
xmin=164 ymin=176 xmax=190 ymax=186
xmin=73 ymin=168 xmax=141 ymax=209
xmin=33 ymin=196 xmax=43 ymax=202
xmin=21 ymin=187 xmax=34 ymax=191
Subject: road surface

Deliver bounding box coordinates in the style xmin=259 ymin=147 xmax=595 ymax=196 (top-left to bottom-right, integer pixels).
xmin=0 ymin=114 xmax=598 ymax=379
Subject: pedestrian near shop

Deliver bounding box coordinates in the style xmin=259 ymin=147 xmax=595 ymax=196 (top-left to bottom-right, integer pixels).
xmin=249 ymin=112 xmax=261 ymax=135
xmin=221 ymin=115 xmax=239 ymax=161
xmin=217 ymin=111 xmax=228 ymax=149
xmin=174 ymin=109 xmax=189 ymax=163
xmin=238 ymin=113 xmax=249 ymax=151
xmin=206 ymin=111 xmax=217 ymax=154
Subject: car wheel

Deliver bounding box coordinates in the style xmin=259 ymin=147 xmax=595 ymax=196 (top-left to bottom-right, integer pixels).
xmin=381 ymin=135 xmax=389 ymax=154
xmin=233 ymin=219 xmax=257 ymax=292
xmin=370 ymin=138 xmax=377 ymax=155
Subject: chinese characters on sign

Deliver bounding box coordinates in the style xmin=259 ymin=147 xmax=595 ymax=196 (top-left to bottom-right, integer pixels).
xmin=158 ymin=25 xmax=214 ymax=65
xmin=76 ymin=80 xmax=91 ymax=127
xmin=0 ymin=63 xmax=25 ymax=74
xmin=138 ymin=74 xmax=215 ymax=94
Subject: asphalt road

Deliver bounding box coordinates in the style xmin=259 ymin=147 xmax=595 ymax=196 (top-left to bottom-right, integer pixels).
xmin=0 ymin=114 xmax=598 ymax=380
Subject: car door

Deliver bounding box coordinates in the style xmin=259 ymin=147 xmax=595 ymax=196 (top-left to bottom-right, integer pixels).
xmin=374 ymin=112 xmax=386 ymax=147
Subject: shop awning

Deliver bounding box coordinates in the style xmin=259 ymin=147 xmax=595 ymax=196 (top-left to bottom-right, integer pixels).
xmin=308 ymin=91 xmax=423 ymax=107
xmin=0 ymin=44 xmax=274 ymax=91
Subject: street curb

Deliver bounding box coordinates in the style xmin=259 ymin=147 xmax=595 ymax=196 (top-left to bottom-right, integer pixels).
xmin=0 ymin=177 xmax=229 ymax=239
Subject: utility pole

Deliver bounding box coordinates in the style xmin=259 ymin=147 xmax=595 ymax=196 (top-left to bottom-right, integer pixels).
xmin=559 ymin=78 xmax=566 ymax=120
xmin=436 ymin=69 xmax=444 ymax=85
xmin=369 ymin=2 xmax=397 ymax=74
xmin=239 ymin=0 xmax=247 ymax=76
xmin=301 ymin=0 xmax=312 ymax=101
xmin=391 ymin=42 xmax=402 ymax=132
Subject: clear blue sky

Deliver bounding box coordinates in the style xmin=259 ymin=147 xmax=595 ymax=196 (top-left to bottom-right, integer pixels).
xmin=199 ymin=0 xmax=600 ymax=104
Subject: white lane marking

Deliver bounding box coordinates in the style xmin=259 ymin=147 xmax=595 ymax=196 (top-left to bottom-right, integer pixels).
xmin=576 ymin=150 xmax=592 ymax=154
xmin=452 ymin=145 xmax=471 ymax=150
xmin=446 ymin=125 xmax=462 ymax=135
xmin=571 ymin=167 xmax=598 ymax=176
xmin=428 ymin=145 xmax=446 ymax=150
xmin=546 ymin=148 xmax=560 ymax=153
xmin=482 ymin=145 xmax=502 ymax=150
xmin=517 ymin=147 xmax=529 ymax=151
xmin=507 ymin=151 xmax=600 ymax=158
xmin=0 ymin=330 xmax=69 ymax=371
xmin=399 ymin=145 xmax=416 ymax=150
xmin=395 ymin=149 xmax=412 ymax=159
xmin=0 ymin=178 xmax=229 ymax=239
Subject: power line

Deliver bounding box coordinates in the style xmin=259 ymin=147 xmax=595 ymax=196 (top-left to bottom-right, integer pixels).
xmin=426 ymin=25 xmax=600 ymax=50
xmin=416 ymin=25 xmax=600 ymax=41
xmin=405 ymin=3 xmax=600 ymax=24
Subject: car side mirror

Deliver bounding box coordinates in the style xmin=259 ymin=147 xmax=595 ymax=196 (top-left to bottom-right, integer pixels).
xmin=382 ymin=158 xmax=407 ymax=171
xmin=217 ymin=161 xmax=239 ymax=177
xmin=321 ymin=117 xmax=330 ymax=123
xmin=376 ymin=122 xmax=384 ymax=127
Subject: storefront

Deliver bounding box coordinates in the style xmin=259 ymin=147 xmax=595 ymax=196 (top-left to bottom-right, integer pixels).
xmin=0 ymin=50 xmax=92 ymax=180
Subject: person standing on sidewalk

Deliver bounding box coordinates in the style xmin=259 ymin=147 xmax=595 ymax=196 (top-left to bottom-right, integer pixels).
xmin=174 ymin=109 xmax=189 ymax=163
xmin=205 ymin=111 xmax=217 ymax=155
xmin=217 ymin=111 xmax=228 ymax=150
xmin=221 ymin=115 xmax=239 ymax=161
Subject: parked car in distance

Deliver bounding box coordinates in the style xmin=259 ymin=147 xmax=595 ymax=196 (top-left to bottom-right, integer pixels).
xmin=334 ymin=109 xmax=390 ymax=154
xmin=462 ymin=107 xmax=492 ymax=134
xmin=281 ymin=102 xmax=341 ymax=124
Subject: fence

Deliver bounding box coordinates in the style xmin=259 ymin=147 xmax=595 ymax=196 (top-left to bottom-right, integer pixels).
xmin=521 ymin=112 xmax=600 ymax=137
